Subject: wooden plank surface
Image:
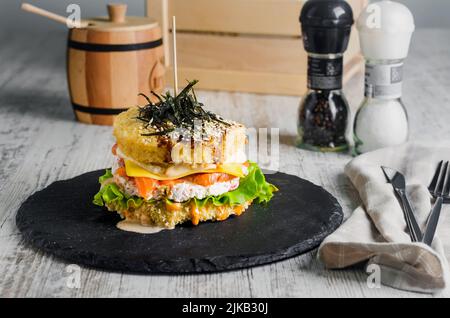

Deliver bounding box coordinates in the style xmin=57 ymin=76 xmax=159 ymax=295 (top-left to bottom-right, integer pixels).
xmin=165 ymin=56 xmax=362 ymax=96
xmin=147 ymin=0 xmax=304 ymax=36
xmin=169 ymin=26 xmax=360 ymax=74
xmin=147 ymin=0 xmax=366 ymax=37
xmin=164 ymin=28 xmax=362 ymax=95
xmin=1 ymin=29 xmax=450 ymax=298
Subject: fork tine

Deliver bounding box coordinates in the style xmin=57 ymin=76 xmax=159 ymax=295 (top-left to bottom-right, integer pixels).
xmin=434 ymin=161 xmax=447 ymax=195
xmin=443 ymin=161 xmax=450 ymax=197
xmin=423 ymin=162 xmax=449 ymax=246
xmin=429 ymin=160 xmax=443 ymax=192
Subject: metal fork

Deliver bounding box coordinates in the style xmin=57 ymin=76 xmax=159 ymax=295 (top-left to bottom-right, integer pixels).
xmin=423 ymin=161 xmax=450 ymax=246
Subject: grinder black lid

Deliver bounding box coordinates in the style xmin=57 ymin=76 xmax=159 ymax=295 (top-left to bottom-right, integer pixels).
xmin=300 ymin=0 xmax=354 ymax=54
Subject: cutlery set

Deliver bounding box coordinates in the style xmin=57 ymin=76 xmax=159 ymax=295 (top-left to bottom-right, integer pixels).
xmin=382 ymin=161 xmax=450 ymax=246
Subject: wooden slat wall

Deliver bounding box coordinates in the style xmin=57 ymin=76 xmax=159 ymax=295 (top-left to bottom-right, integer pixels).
xmin=147 ymin=0 xmax=304 ymax=36
xmin=147 ymin=0 xmax=367 ymax=37
xmin=171 ymin=23 xmax=361 ymax=75
xmin=176 ymin=33 xmax=306 ymax=74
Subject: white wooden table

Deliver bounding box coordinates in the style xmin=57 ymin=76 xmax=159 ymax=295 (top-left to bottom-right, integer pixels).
xmin=1 ymin=29 xmax=450 ymax=298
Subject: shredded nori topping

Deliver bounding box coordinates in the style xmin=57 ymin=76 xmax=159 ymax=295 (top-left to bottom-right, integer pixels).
xmin=137 ymin=80 xmax=230 ymax=137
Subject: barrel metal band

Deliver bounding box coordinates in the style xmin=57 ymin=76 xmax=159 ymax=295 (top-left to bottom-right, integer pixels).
xmin=68 ymin=38 xmax=163 ymax=52
xmin=72 ymin=103 xmax=128 ymax=115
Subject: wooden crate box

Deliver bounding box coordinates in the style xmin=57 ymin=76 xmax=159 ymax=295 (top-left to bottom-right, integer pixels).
xmin=147 ymin=0 xmax=367 ymax=96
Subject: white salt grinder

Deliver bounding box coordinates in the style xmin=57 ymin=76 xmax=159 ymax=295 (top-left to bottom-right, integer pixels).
xmin=353 ymin=0 xmax=415 ymax=154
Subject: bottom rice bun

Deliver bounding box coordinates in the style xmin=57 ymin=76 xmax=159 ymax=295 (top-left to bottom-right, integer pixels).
xmin=106 ymin=194 xmax=252 ymax=229
xmin=93 ymin=80 xmax=277 ymax=229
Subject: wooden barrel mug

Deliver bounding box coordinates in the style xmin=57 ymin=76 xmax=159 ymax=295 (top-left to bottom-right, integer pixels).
xmin=67 ymin=4 xmax=165 ymax=126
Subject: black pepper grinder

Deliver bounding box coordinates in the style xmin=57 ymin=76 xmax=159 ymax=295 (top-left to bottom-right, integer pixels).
xmin=297 ymin=0 xmax=354 ymax=152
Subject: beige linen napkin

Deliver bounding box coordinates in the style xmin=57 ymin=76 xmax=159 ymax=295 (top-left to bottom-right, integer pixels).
xmin=319 ymin=143 xmax=450 ymax=293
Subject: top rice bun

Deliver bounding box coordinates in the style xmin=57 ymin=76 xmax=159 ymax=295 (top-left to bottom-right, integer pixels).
xmin=113 ymin=107 xmax=247 ymax=165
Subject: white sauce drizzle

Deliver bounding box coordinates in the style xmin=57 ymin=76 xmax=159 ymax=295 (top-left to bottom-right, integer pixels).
xmin=116 ymin=220 xmax=173 ymax=234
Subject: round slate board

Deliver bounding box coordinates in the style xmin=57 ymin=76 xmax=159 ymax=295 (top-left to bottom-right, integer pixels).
xmin=16 ymin=170 xmax=343 ymax=274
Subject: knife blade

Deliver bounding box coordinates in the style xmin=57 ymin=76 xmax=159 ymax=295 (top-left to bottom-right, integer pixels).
xmin=381 ymin=167 xmax=423 ymax=242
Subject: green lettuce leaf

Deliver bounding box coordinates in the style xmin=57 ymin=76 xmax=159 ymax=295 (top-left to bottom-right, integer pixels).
xmin=98 ymin=169 xmax=113 ymax=183
xmin=93 ymin=162 xmax=277 ymax=209
xmin=194 ymin=162 xmax=278 ymax=208
xmin=93 ymin=170 xmax=144 ymax=209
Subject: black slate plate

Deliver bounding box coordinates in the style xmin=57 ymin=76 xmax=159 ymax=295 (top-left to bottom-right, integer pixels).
xmin=16 ymin=170 xmax=343 ymax=274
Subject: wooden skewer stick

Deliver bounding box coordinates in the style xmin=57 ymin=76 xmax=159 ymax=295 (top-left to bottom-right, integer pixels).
xmin=162 ymin=0 xmax=170 ymax=68
xmin=21 ymin=3 xmax=89 ymax=28
xmin=172 ymin=16 xmax=178 ymax=96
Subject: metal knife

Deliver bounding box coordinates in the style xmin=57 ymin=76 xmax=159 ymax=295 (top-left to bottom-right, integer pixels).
xmin=381 ymin=167 xmax=423 ymax=242
xmin=422 ymin=197 xmax=443 ymax=246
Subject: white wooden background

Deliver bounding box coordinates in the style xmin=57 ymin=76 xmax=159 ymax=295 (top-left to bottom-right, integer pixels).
xmin=1 ymin=29 xmax=450 ymax=298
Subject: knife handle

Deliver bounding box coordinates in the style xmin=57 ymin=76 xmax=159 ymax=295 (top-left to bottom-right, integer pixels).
xmin=423 ymin=197 xmax=443 ymax=246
